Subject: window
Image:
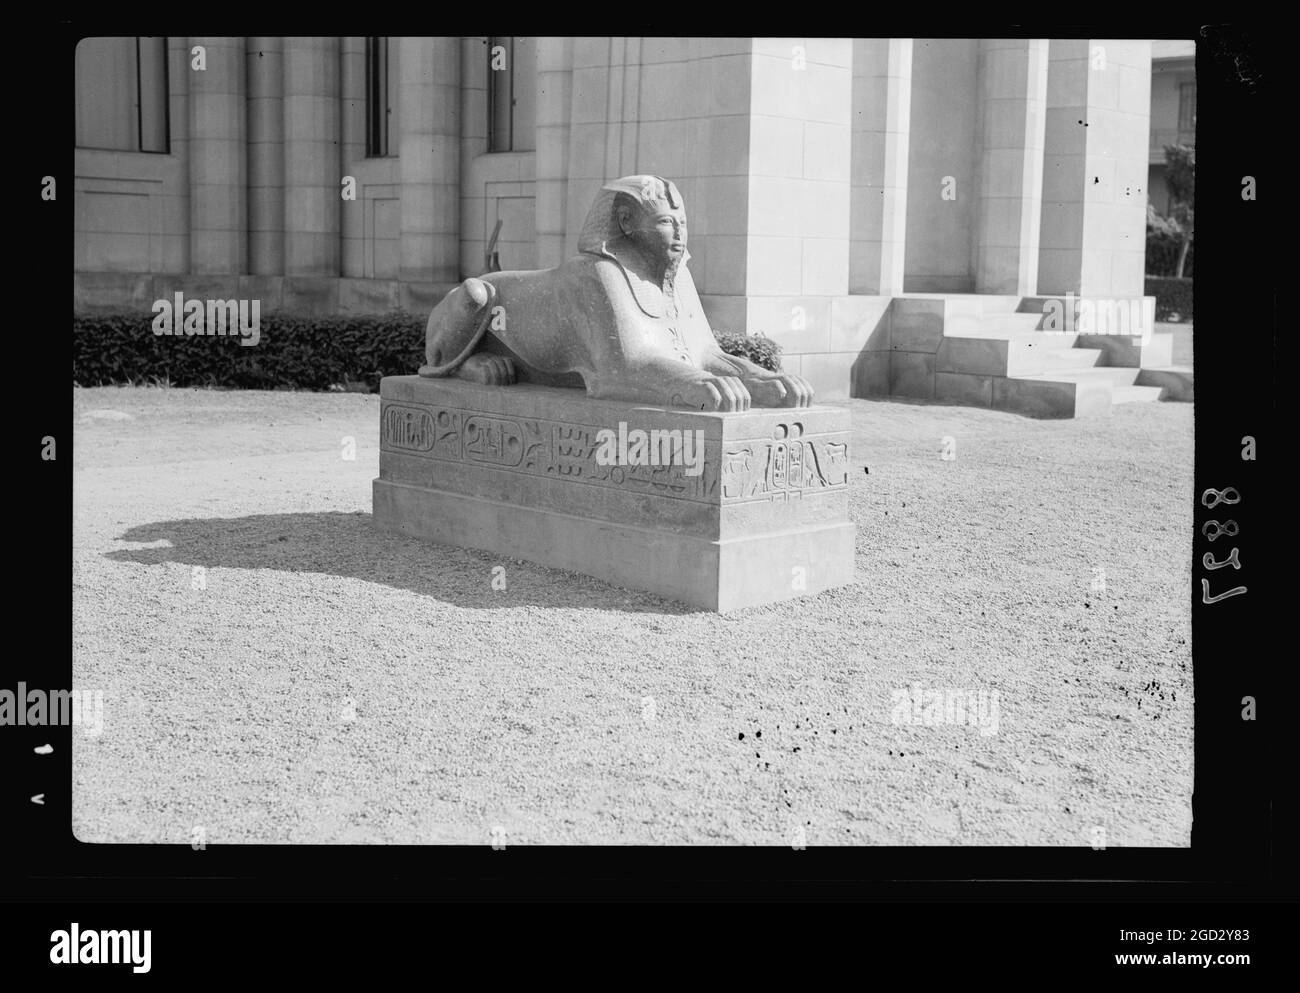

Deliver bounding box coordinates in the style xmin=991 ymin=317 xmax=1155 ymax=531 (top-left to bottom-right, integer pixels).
xmin=366 ymin=37 xmax=396 ymax=157
xmin=487 ymin=37 xmax=536 ymax=153
xmin=75 ymin=37 xmax=169 ymax=152
xmin=1177 ymin=81 xmax=1196 ymax=141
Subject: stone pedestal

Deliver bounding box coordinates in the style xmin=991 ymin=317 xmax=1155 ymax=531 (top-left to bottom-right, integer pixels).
xmin=372 ymin=376 xmax=856 ymax=611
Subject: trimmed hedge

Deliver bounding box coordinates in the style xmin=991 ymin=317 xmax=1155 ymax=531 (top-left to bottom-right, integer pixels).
xmin=73 ymin=312 xmax=785 ymax=389
xmin=712 ymin=329 xmax=783 ymax=372
xmin=1145 ymin=277 xmax=1193 ymax=323
xmin=73 ymin=312 xmax=426 ymax=391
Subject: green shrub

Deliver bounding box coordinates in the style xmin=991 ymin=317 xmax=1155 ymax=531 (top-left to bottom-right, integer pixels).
xmin=1145 ymin=277 xmax=1193 ymax=322
xmin=73 ymin=312 xmax=426 ymax=391
xmin=1146 ymin=229 xmax=1194 ymax=278
xmin=713 ymin=329 xmax=782 ymax=372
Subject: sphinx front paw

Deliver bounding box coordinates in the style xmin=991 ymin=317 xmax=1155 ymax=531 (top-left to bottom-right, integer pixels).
xmin=670 ymin=374 xmax=752 ymax=412
xmin=744 ymin=373 xmax=815 ymax=408
xmin=457 ymin=353 xmax=517 ymax=385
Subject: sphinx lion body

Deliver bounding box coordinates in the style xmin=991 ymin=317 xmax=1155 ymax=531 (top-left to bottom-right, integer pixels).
xmin=419 ymin=173 xmax=814 ymax=410
xmin=422 ymin=253 xmax=726 ymax=405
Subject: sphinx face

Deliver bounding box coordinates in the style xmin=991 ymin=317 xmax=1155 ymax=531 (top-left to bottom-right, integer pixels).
xmin=623 ymin=202 xmax=688 ymax=270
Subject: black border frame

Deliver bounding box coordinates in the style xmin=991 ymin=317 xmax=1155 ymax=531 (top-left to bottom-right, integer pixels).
xmin=32 ymin=19 xmax=1287 ymax=906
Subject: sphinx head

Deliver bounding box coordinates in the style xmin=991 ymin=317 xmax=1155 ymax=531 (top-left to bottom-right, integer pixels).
xmin=573 ymin=176 xmax=687 ymax=282
xmin=613 ymin=177 xmax=687 ymax=263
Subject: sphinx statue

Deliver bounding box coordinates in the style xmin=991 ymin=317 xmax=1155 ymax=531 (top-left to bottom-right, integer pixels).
xmin=419 ymin=175 xmax=814 ymax=411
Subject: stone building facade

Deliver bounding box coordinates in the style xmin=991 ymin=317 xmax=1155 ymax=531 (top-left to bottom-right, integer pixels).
xmin=1148 ymin=40 xmax=1195 ymax=216
xmin=75 ymin=37 xmax=1177 ymax=414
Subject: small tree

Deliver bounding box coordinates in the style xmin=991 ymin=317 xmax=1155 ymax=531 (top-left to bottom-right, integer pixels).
xmin=1163 ymin=144 xmax=1195 ymax=278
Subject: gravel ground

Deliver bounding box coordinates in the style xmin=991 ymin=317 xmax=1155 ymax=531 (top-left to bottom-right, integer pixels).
xmin=72 ymin=384 xmax=1194 ymax=846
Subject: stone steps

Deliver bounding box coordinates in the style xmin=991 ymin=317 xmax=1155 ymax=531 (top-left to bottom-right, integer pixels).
xmin=974 ymin=312 xmax=1046 ymax=333
xmin=936 ymin=331 xmax=1102 ymax=379
xmin=1135 ymin=365 xmax=1194 ymax=401
xmin=1113 ymin=384 xmax=1168 ymax=404
xmin=1041 ymin=347 xmax=1106 ymax=370
xmin=875 ymin=294 xmax=1191 ymax=419
xmin=1000 ymin=351 xmax=1168 ymax=417
xmin=1077 ymin=331 xmax=1173 ymax=369
xmin=990 ymin=373 xmax=1112 ymax=418
xmin=1029 ymin=366 xmax=1143 ymax=387
xmin=941 ymin=325 xmax=1080 ymax=346
xmin=962 ymin=298 xmax=1190 ymax=416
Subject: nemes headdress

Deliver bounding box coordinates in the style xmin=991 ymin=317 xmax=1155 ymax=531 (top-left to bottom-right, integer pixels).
xmin=577 ymin=175 xmax=685 ymax=257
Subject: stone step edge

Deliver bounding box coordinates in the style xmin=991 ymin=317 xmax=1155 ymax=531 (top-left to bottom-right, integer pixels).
xmin=1017 ymin=367 xmax=1141 ymax=385
xmin=1112 ymin=385 xmax=1168 ymax=403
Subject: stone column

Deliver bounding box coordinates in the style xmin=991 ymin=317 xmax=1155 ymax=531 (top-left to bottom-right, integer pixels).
xmin=849 ymin=38 xmax=911 ymax=295
xmin=1037 ymin=39 xmax=1152 ymax=299
xmin=339 ymin=37 xmax=367 ymax=278
xmin=721 ymin=37 xmax=855 ymax=392
xmin=561 ymin=38 xmax=854 ymax=369
xmin=534 ymin=36 xmax=573 ymax=269
xmin=563 ymin=36 xmax=618 ymax=256
xmin=561 ymin=37 xmax=752 ymax=300
xmin=972 ymin=39 xmax=1048 ymax=295
xmin=902 ymin=39 xmax=980 ymax=293
xmin=459 ymin=36 xmax=489 ymax=279
xmin=744 ymin=39 xmax=853 ymax=302
xmin=188 ymin=37 xmax=246 ymax=274
xmin=283 ymin=37 xmax=340 ymax=276
xmin=165 ymin=37 xmax=191 ymax=273
xmin=246 ymin=37 xmax=284 ymax=275
xmin=399 ymin=37 xmax=460 ymax=284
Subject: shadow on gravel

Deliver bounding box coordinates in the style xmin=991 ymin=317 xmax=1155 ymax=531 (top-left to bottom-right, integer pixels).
xmin=105 ymin=511 xmax=692 ymax=614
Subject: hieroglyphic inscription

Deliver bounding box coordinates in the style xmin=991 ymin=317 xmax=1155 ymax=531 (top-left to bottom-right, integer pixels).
xmin=381 ymin=403 xmax=847 ymax=504
xmin=553 ymin=424 xmax=594 ymax=478
xmin=550 ymin=423 xmax=713 ymax=499
xmin=464 ymin=416 xmax=524 ymax=467
xmin=382 ymin=404 xmax=435 ymax=453
xmin=384 ymin=401 xmax=719 ymax=501
xmin=719 ymin=423 xmax=849 ymax=501
xmin=520 ymin=420 xmax=548 ymax=472
xmin=432 ymin=409 xmax=461 ymax=460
